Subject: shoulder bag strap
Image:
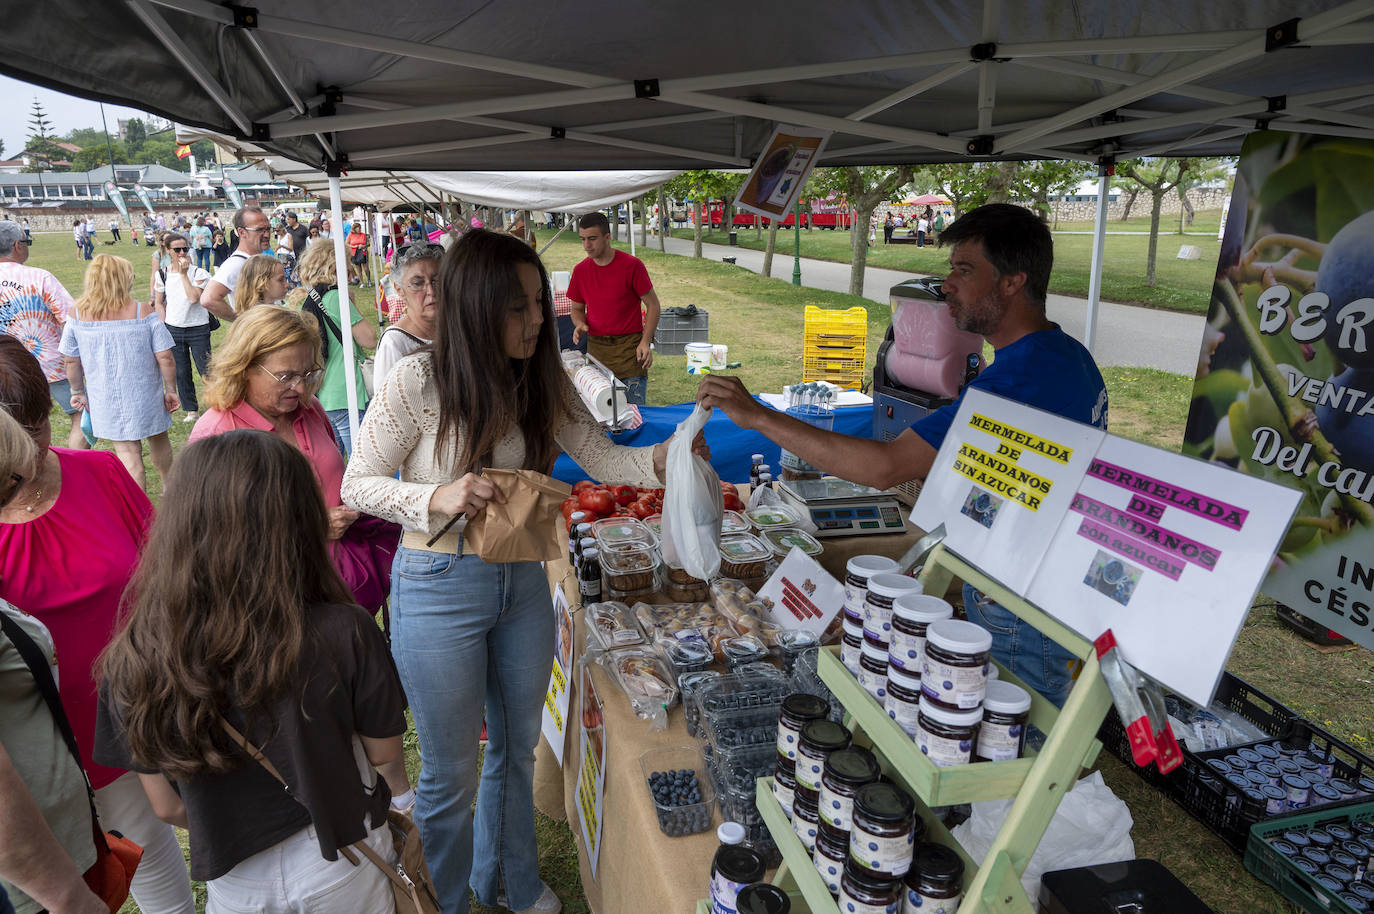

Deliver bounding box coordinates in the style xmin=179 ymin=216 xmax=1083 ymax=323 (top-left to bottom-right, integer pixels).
xmin=217 ymin=719 xmax=409 ymax=887
xmin=0 ymin=611 xmax=109 ymax=851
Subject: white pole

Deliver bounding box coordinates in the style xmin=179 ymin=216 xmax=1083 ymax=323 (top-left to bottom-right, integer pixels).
xmin=1084 ymin=169 xmax=1110 ymax=355
xmin=370 ymin=211 xmax=384 ymax=331
xmin=628 ymin=199 xmax=635 ymax=256
xmin=328 ymin=174 xmax=361 ymax=448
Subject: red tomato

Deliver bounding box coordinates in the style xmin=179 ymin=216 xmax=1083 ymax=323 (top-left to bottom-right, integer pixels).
xmin=578 ymin=489 xmax=615 ymax=516
xmin=573 ymin=480 xmax=597 ymax=494
xmin=722 ymin=492 xmax=745 ymax=512
xmin=612 ymin=484 xmax=638 ymax=506
xmin=629 ymin=497 xmax=656 ymax=519
xmin=560 ymin=497 xmax=581 ymax=523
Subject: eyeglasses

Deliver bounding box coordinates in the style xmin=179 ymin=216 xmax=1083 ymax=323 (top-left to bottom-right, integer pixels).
xmin=256 ymin=365 xmax=323 ymax=388
xmin=170 ymin=246 xmax=189 ymax=253
xmin=405 ymin=277 xmax=437 ymax=292
xmin=240 ymin=225 xmax=271 ymax=234
xmin=1 ymin=473 xmax=22 ymax=509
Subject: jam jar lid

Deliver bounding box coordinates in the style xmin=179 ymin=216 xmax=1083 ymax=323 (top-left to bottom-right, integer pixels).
xmin=735 ymin=883 xmax=791 ymax=914
xmin=1282 ymin=774 xmax=1311 ymax=791
xmin=925 ymin=618 xmax=993 ymax=656
xmin=714 ymin=844 xmax=766 ymax=885
xmin=909 ymin=842 xmax=964 ymax=882
xmin=892 ymin=593 xmax=954 ymax=624
xmin=982 ymin=680 xmax=1032 ymax=715
xmin=846 ymin=555 xmax=899 ymax=578
xmin=1282 ymin=829 xmax=1311 ymax=847
xmin=799 ymin=719 xmax=852 ymax=752
xmin=782 ymin=692 xmax=831 ymax=721
xmin=865 ymin=573 xmax=924 ymax=600
xmin=918 ymin=695 xmax=984 ymax=728
xmin=853 ymin=782 xmax=915 ymax=824
xmin=825 ymin=747 xmax=882 ymax=786
xmin=1313 ymin=784 xmax=1342 ymax=802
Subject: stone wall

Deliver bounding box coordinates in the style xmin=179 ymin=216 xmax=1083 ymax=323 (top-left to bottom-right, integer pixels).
xmin=4 ymin=204 xmax=235 ymax=234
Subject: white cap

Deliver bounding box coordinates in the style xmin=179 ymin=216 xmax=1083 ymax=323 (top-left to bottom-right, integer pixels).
xmin=718 ymin=822 xmax=746 ymax=845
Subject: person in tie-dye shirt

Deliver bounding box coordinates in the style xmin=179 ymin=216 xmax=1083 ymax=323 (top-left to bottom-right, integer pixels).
xmin=0 ymin=221 xmax=89 ymax=450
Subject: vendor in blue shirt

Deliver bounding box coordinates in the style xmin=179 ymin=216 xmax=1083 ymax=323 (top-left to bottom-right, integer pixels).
xmin=699 ymin=204 xmax=1107 ymax=707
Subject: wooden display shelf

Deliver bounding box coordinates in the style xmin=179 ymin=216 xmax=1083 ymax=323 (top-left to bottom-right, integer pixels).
xmin=817 ymin=649 xmax=1101 ymax=806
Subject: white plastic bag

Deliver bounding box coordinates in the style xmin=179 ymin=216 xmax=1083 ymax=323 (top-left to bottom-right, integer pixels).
xmin=950 ymin=771 xmax=1134 ymax=904
xmin=660 ymin=404 xmax=723 ymax=581
xmin=747 ymin=478 xmax=820 ymax=535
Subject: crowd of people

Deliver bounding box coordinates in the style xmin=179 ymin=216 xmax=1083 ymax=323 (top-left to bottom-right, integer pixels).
xmin=0 ymin=207 xmax=694 ymax=914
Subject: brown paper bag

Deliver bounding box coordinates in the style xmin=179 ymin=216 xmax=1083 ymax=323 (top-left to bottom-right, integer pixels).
xmin=462 ymin=468 xmax=572 ymax=563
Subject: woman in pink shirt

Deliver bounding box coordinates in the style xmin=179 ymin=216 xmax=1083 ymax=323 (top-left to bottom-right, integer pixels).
xmin=189 ymin=306 xmax=398 ymax=610
xmin=0 ymin=335 xmax=195 ymax=914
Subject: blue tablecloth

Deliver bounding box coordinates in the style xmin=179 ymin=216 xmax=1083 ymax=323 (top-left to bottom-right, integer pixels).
xmin=553 ymin=399 xmax=875 ymax=484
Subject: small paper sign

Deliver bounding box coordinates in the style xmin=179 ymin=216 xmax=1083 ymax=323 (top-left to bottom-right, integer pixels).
xmin=754 ymin=547 xmax=846 ymax=637
xmin=575 ymin=662 xmax=606 ymax=879
xmin=540 ymin=583 xmax=574 ymax=765
xmin=733 ymin=125 xmax=830 ymax=222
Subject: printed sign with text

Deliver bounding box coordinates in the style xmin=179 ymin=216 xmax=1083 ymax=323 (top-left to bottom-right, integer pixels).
xmin=733 ymin=125 xmax=831 ymax=222
xmin=540 ymin=584 xmax=574 ymax=765
xmin=575 ymin=662 xmax=605 ymax=879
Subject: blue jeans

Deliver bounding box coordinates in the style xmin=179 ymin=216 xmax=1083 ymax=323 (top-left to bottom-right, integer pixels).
xmin=619 ymin=375 xmax=647 ymax=406
xmin=168 ymin=323 xmax=212 ymax=413
xmin=963 ymin=583 xmax=1081 ymax=708
xmin=390 ymin=545 xmax=554 ymax=914
xmin=194 ymin=247 xmax=214 ymax=272
xmin=325 ymin=405 xmax=366 ymax=459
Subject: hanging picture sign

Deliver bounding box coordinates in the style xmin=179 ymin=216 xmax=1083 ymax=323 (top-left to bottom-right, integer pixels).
xmin=733 ymin=125 xmax=830 ymax=222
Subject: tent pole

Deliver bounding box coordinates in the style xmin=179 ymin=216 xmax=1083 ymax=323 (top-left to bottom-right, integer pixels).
xmin=328 ymin=173 xmax=361 ymax=451
xmin=370 ymin=211 xmax=384 ymax=332
xmin=1084 ymin=169 xmax=1110 ymax=356
xmin=628 ymin=199 xmax=635 ymax=256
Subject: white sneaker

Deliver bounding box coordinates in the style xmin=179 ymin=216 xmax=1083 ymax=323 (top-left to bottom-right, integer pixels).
xmin=497 ymin=885 xmax=561 ymax=914
xmin=182 ymin=411 xmax=199 ymax=423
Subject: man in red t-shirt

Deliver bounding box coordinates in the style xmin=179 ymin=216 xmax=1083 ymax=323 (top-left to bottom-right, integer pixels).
xmin=568 ymin=212 xmax=661 ymax=405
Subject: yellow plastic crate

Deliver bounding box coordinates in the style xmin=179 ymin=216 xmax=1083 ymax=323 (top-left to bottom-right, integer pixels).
xmin=803 ymin=305 xmax=868 ymax=336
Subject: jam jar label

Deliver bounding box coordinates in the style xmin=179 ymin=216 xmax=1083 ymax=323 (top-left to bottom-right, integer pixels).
xmin=977 ymin=719 xmax=1023 ymax=762
xmin=842 ymin=637 xmax=863 ymax=675
xmin=774 ymin=778 xmax=795 ymax=817
xmin=844 ymin=582 xmax=868 ymax=615
xmin=920 ymin=656 xmax=988 ymax=709
xmin=902 ymin=888 xmax=960 ymax=914
xmin=863 ymin=602 xmax=895 ymax=638
xmin=796 ymin=748 xmax=826 ymax=792
xmin=814 ymin=847 xmax=844 ymax=895
xmin=710 ymin=872 xmax=749 ymax=914
xmin=818 ymin=783 xmax=856 ymax=830
xmin=886 ymin=694 xmax=922 ymax=738
xmin=887 ymin=629 xmax=925 ymax=673
xmin=857 ymin=663 xmax=887 ymax=702
xmin=838 ymin=888 xmax=899 ymax=914
xmin=777 ymin=720 xmax=802 ymax=760
xmin=917 ymin=722 xmax=974 ymax=767
xmin=850 ymin=827 xmax=914 ymax=878
xmin=793 ymin=815 xmax=818 ymax=853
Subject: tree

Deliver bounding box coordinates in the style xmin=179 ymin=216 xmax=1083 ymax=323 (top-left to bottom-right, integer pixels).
xmin=656 ymin=186 xmax=668 ymax=251
xmin=808 ymin=165 xmax=914 ymax=296
xmin=25 ymin=98 xmax=64 ymax=172
xmin=983 ymin=161 xmax=1021 ymax=205
xmin=761 ymin=218 xmax=780 ymax=278
xmin=125 ymin=118 xmax=147 ymax=148
xmin=1115 ymin=157 xmax=1195 ymax=286
xmin=1171 ymin=156 xmax=1228 ymax=233
xmin=927 ymin=163 xmax=994 ymax=220
xmin=1111 ymin=174 xmax=1141 ymax=221
xmin=662 ymin=170 xmax=735 ymax=258
xmin=71 ymin=140 xmax=129 ymax=171
xmin=1018 ymin=160 xmax=1088 ymax=223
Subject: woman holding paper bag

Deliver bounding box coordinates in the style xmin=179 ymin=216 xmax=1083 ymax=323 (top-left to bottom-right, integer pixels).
xmin=342 ymin=230 xmax=700 ymax=914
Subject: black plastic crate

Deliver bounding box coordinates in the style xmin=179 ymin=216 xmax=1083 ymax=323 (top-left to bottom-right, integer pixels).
xmin=1097 ymin=672 xmax=1374 ymax=853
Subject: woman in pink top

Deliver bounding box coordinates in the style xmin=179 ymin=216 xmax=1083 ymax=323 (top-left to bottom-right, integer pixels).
xmin=190 ymin=306 xmax=398 ymax=610
xmin=0 ymin=335 xmax=195 ymax=914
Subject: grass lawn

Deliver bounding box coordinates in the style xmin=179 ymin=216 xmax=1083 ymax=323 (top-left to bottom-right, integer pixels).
xmin=24 ymin=235 xmax=1366 ymax=914
xmin=681 ymin=208 xmax=1222 ymax=313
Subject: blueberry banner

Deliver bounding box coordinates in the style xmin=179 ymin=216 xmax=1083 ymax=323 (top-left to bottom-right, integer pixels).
xmin=1184 ymin=130 xmax=1374 ymax=651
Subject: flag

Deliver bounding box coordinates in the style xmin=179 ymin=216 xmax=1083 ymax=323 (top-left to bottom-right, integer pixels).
xmin=221 ymin=178 xmax=243 ymax=209
xmin=133 ymin=184 xmax=155 ymax=215
xmin=103 ymin=181 xmax=128 ymax=219
xmin=175 ymin=144 xmax=192 ymax=160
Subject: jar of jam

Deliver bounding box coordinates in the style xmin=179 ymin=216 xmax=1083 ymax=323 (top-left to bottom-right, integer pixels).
xmin=813 ymin=820 xmax=849 ymax=897
xmin=796 ymin=778 xmax=820 ymax=808
xmin=818 ymin=746 xmax=882 ymax=831
xmin=863 ymin=573 xmax=923 ymax=645
xmin=1283 ymin=773 xmax=1312 ymax=809
xmin=778 ymin=629 xmax=820 ymax=675
xmin=849 ymin=782 xmax=917 ymax=879
xmin=884 ymin=665 xmax=923 ymax=738
xmin=858 ymin=639 xmax=889 ymax=702
xmin=773 ymin=764 xmax=796 ymax=819
xmin=842 ymin=615 xmax=864 ymax=675
xmin=710 ymin=823 xmax=766 ymax=914
xmin=888 ymin=594 xmax=953 ymax=675
xmin=845 ymin=555 xmax=900 ymax=623
xmin=902 ymin=842 xmax=964 ymax=914
xmin=839 ymin=857 xmax=902 ymax=914
xmin=792 ymin=792 xmax=821 ymax=854
xmin=735 ymin=883 xmax=791 ymax=914
xmin=777 ymin=693 xmax=831 ymax=762
xmin=796 ymin=720 xmax=852 ymax=793
xmin=977 ymin=679 xmax=1031 ymax=762
xmin=1255 ymin=743 xmax=1280 ymax=761
xmin=1256 ymin=761 xmax=1282 ymax=785
xmin=916 ymin=696 xmax=981 ymax=768
xmin=920 ymin=619 xmax=991 ymax=710
xmin=1261 ymin=784 xmax=1288 ymax=814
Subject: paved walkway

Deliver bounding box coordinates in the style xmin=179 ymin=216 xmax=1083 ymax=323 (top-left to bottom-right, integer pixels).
xmin=639 ymin=233 xmax=1205 ymax=376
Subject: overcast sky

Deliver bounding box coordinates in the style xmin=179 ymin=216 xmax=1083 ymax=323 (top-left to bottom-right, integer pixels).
xmin=0 ymin=75 xmax=155 ymax=159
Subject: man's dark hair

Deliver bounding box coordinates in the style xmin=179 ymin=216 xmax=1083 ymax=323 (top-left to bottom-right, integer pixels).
xmin=940 ymin=204 xmax=1053 ymax=306
xmin=232 ymin=206 xmax=265 ymax=231
xmin=578 ymin=212 xmax=610 ymax=235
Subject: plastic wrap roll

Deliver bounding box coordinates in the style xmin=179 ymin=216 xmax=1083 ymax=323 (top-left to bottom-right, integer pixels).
xmin=573 ymin=365 xmax=627 ymax=422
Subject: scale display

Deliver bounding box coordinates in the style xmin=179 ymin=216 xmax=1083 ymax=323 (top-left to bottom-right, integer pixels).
xmin=777 ymin=478 xmax=907 ymax=538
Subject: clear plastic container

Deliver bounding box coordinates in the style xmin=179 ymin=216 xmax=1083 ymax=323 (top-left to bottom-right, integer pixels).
xmin=745 ymin=502 xmax=806 ymax=531
xmin=722 ymin=635 xmax=771 ymax=670
xmin=633 ymin=601 xmax=740 ymax=657
xmin=659 ymin=638 xmax=715 ymax=684
xmin=643 ymin=513 xmax=663 ymax=539
xmin=585 ymin=601 xmax=647 ymax=651
xmin=761 ymin=527 xmax=825 ymax=560
xmin=639 ymin=745 xmax=715 ymax=837
xmin=696 ymin=666 xmax=792 ymax=720
xmin=702 ymin=701 xmax=784 ymax=757
xmin=606 ymin=648 xmax=678 ymax=716
xmin=662 ymin=554 xmax=708 ymax=586
xmin=591 ymin=517 xmax=656 ymax=548
xmin=721 ymin=510 xmax=752 ymax=535
xmin=597 ymin=542 xmax=660 ymax=593
xmin=710 ymin=578 xmax=784 ymax=646
xmin=719 ymin=533 xmax=773 ymax=580
xmin=680 ymin=670 xmax=722 ymax=738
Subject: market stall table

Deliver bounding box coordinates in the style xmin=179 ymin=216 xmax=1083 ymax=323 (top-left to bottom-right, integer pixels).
xmin=532 ymin=515 xmax=926 ymax=914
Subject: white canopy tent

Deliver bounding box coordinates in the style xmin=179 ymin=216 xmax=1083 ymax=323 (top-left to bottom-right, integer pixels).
xmin=10 ymin=0 xmax=1374 ymax=441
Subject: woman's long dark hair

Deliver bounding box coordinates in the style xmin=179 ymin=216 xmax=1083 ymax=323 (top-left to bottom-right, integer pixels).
xmin=432 ymin=230 xmax=565 ymax=474
xmin=100 ymin=430 xmax=354 ymax=779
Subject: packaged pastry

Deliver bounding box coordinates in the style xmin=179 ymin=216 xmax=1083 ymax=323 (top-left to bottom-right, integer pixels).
xmin=605 ymin=647 xmax=678 ymax=728
xmin=599 ymin=544 xmax=659 ymax=592
xmin=718 ymin=534 xmax=772 ymax=580
xmin=586 ymin=601 xmax=647 ymax=651
xmin=632 ymin=601 xmax=740 ymax=657
xmin=710 ymin=578 xmax=784 ymax=647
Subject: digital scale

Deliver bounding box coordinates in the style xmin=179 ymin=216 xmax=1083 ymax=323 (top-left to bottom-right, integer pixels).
xmin=776 ymin=478 xmax=908 ymax=538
